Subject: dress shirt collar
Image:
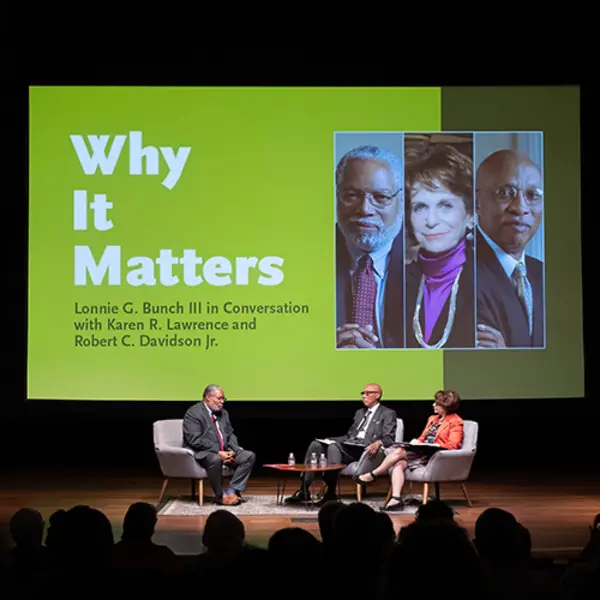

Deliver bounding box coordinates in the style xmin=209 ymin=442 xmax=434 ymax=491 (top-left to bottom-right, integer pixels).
xmin=345 ymin=239 xmax=393 ymax=278
xmin=479 ymin=226 xmax=526 ymax=279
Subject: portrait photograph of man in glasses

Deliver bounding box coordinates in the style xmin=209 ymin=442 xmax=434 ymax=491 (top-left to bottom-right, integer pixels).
xmin=474 ymin=132 xmax=545 ymax=348
xmin=334 ymin=133 xmax=405 ymax=349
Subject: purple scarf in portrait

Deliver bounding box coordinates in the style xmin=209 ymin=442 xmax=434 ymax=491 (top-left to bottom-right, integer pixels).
xmin=418 ymin=237 xmax=467 ymax=343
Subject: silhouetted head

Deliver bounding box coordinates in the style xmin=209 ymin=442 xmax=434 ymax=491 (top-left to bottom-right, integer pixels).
xmin=122 ymin=502 xmax=158 ymax=542
xmin=62 ymin=505 xmax=114 ymax=567
xmin=474 ymin=507 xmax=530 ymax=566
xmin=318 ymin=500 xmax=344 ymax=543
xmin=45 ymin=509 xmax=67 ymax=551
xmin=375 ymin=511 xmax=396 ymax=555
xmin=330 ymin=502 xmax=382 ymax=558
xmin=416 ymin=500 xmax=455 ymax=522
xmin=391 ymin=519 xmax=483 ymax=598
xmin=268 ymin=527 xmax=321 ymax=564
xmin=10 ymin=508 xmax=45 ymax=547
xmin=203 ymin=510 xmax=245 ymax=556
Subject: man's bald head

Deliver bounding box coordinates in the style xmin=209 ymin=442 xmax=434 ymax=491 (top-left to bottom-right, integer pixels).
xmin=476 ymin=150 xmax=539 ymax=189
xmin=361 ymin=383 xmax=382 ymax=408
xmin=476 ymin=149 xmax=543 ymax=259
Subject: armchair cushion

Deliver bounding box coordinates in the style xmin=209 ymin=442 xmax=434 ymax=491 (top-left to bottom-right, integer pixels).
xmin=406 ymin=448 xmax=475 ymax=482
xmin=340 ymin=449 xmax=386 ymax=476
xmin=153 ymin=419 xmax=233 ymax=480
xmin=405 ymin=420 xmax=478 ymax=483
xmin=340 ymin=418 xmax=404 ymax=477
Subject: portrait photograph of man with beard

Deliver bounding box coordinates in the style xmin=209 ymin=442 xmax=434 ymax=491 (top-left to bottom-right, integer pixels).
xmin=334 ymin=133 xmax=405 ymax=349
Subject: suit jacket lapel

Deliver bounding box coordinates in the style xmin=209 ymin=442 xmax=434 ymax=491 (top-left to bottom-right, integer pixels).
xmin=453 ymin=245 xmax=474 ymax=329
xmin=336 ymin=225 xmax=352 ymax=329
xmin=526 ymin=255 xmax=545 ymax=347
xmin=437 ymin=418 xmax=449 ymax=438
xmin=364 ymin=406 xmax=381 ymax=440
xmin=216 ymin=411 xmax=228 ymax=447
xmin=477 ymin=231 xmax=532 ymax=345
xmin=477 ymin=230 xmax=513 ymax=291
xmin=383 ymin=233 xmax=405 ymax=348
xmin=355 ymin=408 xmax=368 ymax=434
xmin=205 ymin=406 xmax=223 ymax=447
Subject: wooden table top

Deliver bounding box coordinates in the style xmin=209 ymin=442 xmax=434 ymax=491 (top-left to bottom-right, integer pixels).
xmin=263 ymin=463 xmax=347 ymax=472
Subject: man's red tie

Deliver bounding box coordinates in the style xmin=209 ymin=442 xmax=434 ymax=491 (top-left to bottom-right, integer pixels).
xmin=352 ymin=254 xmax=377 ymax=331
xmin=211 ymin=413 xmax=224 ymax=451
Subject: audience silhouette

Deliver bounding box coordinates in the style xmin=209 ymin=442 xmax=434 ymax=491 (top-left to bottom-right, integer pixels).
xmin=1 ymin=501 xmax=595 ymax=598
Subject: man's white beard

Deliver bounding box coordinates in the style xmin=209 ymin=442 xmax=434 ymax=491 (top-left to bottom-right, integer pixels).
xmin=339 ymin=212 xmax=403 ymax=253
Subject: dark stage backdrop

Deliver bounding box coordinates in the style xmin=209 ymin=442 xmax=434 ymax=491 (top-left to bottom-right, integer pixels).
xmin=0 ymin=396 xmax=596 ymax=475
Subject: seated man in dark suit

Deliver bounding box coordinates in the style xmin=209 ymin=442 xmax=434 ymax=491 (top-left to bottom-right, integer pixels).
xmin=183 ymin=385 xmax=256 ymax=506
xmin=475 ymin=149 xmax=544 ymax=348
xmin=285 ymin=383 xmax=397 ymax=505
xmin=335 ymin=144 xmax=405 ymax=349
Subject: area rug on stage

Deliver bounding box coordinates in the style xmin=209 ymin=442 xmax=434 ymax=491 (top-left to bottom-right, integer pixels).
xmin=158 ymin=494 xmax=419 ymax=517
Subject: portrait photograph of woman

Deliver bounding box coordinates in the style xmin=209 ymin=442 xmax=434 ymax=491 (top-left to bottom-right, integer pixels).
xmin=404 ymin=133 xmax=476 ymax=349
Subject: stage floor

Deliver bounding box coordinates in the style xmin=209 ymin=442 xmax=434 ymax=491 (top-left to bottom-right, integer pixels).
xmin=1 ymin=467 xmax=598 ymax=560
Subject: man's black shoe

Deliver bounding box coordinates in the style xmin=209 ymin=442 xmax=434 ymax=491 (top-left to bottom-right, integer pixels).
xmin=315 ymin=492 xmax=338 ymax=507
xmin=284 ymin=489 xmax=311 ymax=504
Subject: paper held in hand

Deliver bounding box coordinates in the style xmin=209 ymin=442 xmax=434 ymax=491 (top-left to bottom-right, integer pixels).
xmin=395 ymin=441 xmax=440 ymax=455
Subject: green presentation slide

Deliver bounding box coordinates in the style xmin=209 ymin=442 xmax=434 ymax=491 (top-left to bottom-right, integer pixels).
xmin=27 ymin=86 xmax=583 ymax=401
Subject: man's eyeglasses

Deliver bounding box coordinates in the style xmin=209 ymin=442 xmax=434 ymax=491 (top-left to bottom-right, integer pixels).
xmin=478 ymin=185 xmax=543 ymax=206
xmin=361 ymin=391 xmax=378 ymax=395
xmin=213 ymin=395 xmax=226 ymax=401
xmin=339 ymin=188 xmax=401 ymax=209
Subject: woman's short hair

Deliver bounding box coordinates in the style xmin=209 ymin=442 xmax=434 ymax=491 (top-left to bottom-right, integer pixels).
xmin=404 ymin=143 xmax=473 ymax=261
xmin=405 ymin=143 xmax=473 ymax=213
xmin=436 ymin=390 xmax=461 ymax=414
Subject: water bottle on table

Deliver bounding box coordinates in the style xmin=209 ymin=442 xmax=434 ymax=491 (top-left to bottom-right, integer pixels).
xmin=288 ymin=453 xmax=295 ymax=467
xmin=310 ymin=452 xmax=317 ymax=468
xmin=319 ymin=453 xmax=327 ymax=468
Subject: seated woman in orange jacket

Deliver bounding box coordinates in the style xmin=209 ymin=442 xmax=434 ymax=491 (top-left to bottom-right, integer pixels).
xmin=355 ymin=390 xmax=464 ymax=512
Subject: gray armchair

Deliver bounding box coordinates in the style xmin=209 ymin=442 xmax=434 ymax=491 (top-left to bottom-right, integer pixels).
xmin=153 ymin=419 xmax=233 ymax=506
xmin=388 ymin=419 xmax=478 ymax=506
xmin=340 ymin=418 xmax=404 ymax=501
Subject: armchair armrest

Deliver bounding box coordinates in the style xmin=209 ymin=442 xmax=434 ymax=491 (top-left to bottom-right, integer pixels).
xmin=436 ymin=448 xmax=473 ymax=458
xmin=422 ymin=448 xmax=475 ymax=482
xmin=155 ymin=444 xmax=194 ymax=457
xmin=154 ymin=444 xmax=201 ymax=478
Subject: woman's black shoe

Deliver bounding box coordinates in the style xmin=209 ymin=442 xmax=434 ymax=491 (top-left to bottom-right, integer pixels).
xmin=353 ymin=472 xmax=377 ymax=490
xmin=381 ymin=496 xmax=405 ymax=512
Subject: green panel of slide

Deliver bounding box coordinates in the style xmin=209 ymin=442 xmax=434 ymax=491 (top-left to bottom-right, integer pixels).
xmin=28 ymin=86 xmax=443 ymax=400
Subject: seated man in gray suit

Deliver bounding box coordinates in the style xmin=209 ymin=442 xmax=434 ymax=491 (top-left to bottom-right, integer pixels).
xmin=285 ymin=383 xmax=397 ymax=506
xmin=183 ymin=384 xmax=256 ymax=506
